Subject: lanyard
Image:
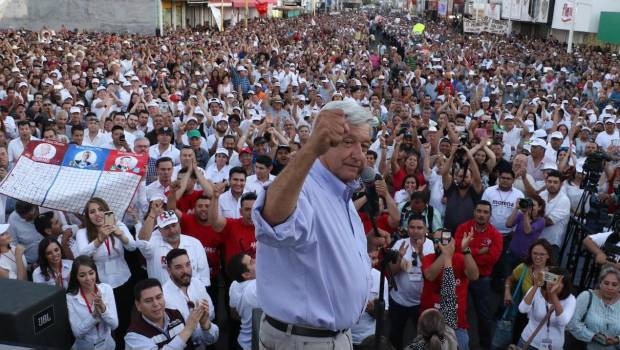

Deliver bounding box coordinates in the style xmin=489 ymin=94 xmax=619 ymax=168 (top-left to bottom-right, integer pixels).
xmin=103 ymin=238 xmax=111 ymax=256
xmin=544 ymin=302 xmax=551 ymax=335
xmin=53 ymin=262 xmax=63 ymax=287
xmin=80 ymin=286 xmax=100 ymax=330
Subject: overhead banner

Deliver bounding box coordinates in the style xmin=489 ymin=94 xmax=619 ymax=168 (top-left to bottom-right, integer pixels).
xmin=463 ymin=17 xmax=510 ymax=35
xmin=0 ymin=140 xmax=147 ymax=218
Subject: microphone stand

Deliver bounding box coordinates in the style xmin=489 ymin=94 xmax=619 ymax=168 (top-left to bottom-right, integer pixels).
xmin=367 ymin=212 xmax=398 ymax=350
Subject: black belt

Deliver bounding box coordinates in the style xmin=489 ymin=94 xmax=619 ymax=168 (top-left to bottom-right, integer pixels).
xmin=265 ymin=315 xmax=346 ymax=338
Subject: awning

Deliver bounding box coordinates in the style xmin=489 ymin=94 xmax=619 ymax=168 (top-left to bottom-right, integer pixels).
xmin=230 ymin=0 xmax=276 ymax=8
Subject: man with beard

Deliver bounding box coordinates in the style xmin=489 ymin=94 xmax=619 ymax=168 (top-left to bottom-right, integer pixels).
xmin=420 ymin=228 xmax=479 ymax=350
xmin=441 ymin=144 xmax=483 ymax=232
xmin=162 ymin=249 xmax=218 ymax=345
xmin=136 ymin=209 xmax=211 ymax=288
xmin=454 ymin=201 xmax=503 ymax=349
xmin=539 ymin=170 xmax=571 ymax=256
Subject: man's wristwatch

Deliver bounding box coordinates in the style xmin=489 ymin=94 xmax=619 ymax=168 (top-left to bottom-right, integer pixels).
xmin=462 ymin=247 xmax=472 ymax=255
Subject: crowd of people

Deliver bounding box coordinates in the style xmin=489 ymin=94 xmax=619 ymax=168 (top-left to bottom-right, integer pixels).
xmin=0 ymin=5 xmax=620 ymax=350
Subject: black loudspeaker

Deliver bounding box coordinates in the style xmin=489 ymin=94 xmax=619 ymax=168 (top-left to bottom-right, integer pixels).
xmin=0 ymin=279 xmax=72 ymax=349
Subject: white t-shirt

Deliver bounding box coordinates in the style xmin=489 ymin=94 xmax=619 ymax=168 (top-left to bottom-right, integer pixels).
xmin=589 ymin=231 xmax=620 ymax=263
xmin=389 ymin=238 xmax=435 ymax=307
xmin=482 ymin=185 xmax=524 ymax=234
xmin=595 ymin=130 xmax=620 ymax=151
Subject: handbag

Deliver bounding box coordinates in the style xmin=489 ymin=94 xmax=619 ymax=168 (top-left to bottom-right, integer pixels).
xmin=508 ymin=304 xmax=555 ymax=350
xmin=491 ymin=266 xmax=528 ymax=350
xmin=563 ymin=290 xmax=593 ymax=350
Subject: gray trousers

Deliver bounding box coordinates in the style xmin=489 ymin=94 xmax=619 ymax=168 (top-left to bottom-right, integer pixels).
xmin=258 ymin=316 xmax=353 ymax=350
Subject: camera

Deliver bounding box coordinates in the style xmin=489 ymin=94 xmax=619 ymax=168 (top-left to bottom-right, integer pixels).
xmin=441 ymin=230 xmax=452 ymax=245
xmin=519 ymin=198 xmax=533 ymax=210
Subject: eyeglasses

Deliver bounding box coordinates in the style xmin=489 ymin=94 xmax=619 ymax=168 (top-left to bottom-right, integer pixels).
xmin=411 ymin=251 xmax=418 ymax=267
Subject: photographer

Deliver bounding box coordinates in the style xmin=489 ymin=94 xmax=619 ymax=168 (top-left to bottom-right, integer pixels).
xmin=505 ymin=195 xmax=546 ymax=268
xmin=583 ymin=228 xmax=620 ymax=271
xmin=566 ymin=265 xmax=620 ymax=349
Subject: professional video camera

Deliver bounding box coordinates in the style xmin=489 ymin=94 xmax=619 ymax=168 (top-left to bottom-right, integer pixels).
xmin=581 ymin=151 xmax=612 ymax=192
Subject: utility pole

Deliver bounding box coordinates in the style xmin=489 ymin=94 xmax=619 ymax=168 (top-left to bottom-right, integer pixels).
xmin=567 ymin=0 xmax=576 ymax=53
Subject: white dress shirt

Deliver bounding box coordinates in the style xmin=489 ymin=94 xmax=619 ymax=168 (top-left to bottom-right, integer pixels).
xmin=67 ymin=283 xmax=118 ymax=350
xmin=539 ymin=190 xmax=571 ymax=246
xmin=204 ymin=163 xmax=230 ymax=183
xmin=244 ymin=174 xmax=275 ymax=195
xmin=136 ymin=231 xmax=211 ymax=287
xmin=32 ymin=259 xmax=72 ymax=288
xmin=146 ymin=180 xmax=169 ymax=202
xmin=229 ymin=279 xmax=259 ymax=350
xmin=149 ymin=144 xmax=180 ymax=165
xmin=75 ymin=222 xmax=137 ymax=288
xmin=219 ymin=190 xmax=241 ymax=219
xmin=82 ymin=131 xmax=111 ymax=147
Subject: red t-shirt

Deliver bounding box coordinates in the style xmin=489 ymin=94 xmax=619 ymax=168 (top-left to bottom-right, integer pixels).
xmin=221 ymin=218 xmax=256 ymax=266
xmin=177 ymin=190 xmax=204 ymax=214
xmin=180 ymin=213 xmax=222 ymax=278
xmin=453 ymin=219 xmax=503 ymax=277
xmin=392 ymin=167 xmax=426 ymax=192
xmin=358 ymin=211 xmax=396 ymax=235
xmin=420 ymin=253 xmax=470 ymax=329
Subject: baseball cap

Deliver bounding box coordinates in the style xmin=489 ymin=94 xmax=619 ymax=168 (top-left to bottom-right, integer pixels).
xmin=533 ymin=129 xmax=547 ymax=139
xmin=187 ymin=129 xmax=201 ymax=139
xmin=215 ymin=148 xmax=229 ymax=157
xmin=156 ymin=210 xmax=178 ymax=228
xmin=550 ymin=131 xmax=563 ymax=139
xmin=185 ymin=116 xmax=199 ymax=124
xmin=240 ymin=147 xmax=252 ymax=155
xmin=481 ymin=97 xmax=490 ymax=103
xmin=524 ymin=120 xmax=535 ymax=132
xmin=542 ymin=162 xmax=558 ymax=171
xmin=0 ymin=223 xmax=9 ymax=234
xmin=531 ymin=139 xmax=547 ymax=148
xmin=70 ymin=107 xmax=81 ymax=114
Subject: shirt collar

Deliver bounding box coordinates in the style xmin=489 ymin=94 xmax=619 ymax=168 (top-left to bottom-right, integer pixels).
xmin=311 ymin=159 xmax=360 ymax=202
xmin=142 ymin=312 xmax=170 ymax=333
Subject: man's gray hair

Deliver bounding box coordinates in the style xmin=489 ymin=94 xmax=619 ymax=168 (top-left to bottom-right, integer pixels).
xmin=134 ymin=136 xmax=150 ymax=147
xmin=318 ymin=100 xmax=374 ymax=128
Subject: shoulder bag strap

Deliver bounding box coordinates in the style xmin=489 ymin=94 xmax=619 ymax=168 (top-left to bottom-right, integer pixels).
xmin=524 ymin=304 xmax=555 ymax=348
xmin=501 ymin=266 xmax=528 ymax=320
xmin=580 ymin=290 xmax=593 ymax=323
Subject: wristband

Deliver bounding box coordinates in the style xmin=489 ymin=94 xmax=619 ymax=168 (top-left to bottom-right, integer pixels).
xmin=462 ymin=247 xmax=472 ymax=255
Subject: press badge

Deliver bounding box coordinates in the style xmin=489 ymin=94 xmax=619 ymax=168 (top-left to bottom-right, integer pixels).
xmin=540 ymin=337 xmax=552 ymax=349
xmin=409 ymin=268 xmax=423 ymax=282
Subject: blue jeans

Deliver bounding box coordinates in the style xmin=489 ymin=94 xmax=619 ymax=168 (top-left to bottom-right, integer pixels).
xmin=455 ymin=328 xmax=470 ymax=350
xmin=469 ymin=276 xmax=494 ymax=349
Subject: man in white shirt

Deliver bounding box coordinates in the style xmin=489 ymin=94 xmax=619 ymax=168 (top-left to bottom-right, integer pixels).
xmin=162 ymin=248 xmax=218 ymax=343
xmin=482 ymin=168 xmax=524 ymax=235
xmin=539 ymin=170 xmax=571 ymax=256
xmin=8 ymin=120 xmax=37 ymax=166
xmin=228 ymin=253 xmax=259 ymax=350
xmin=219 ymin=167 xmax=246 ymax=219
xmin=82 ymin=114 xmax=111 ymax=147
xmin=204 ymin=148 xmax=231 ymax=185
xmin=595 ymin=117 xmax=620 ymax=151
xmin=146 ymin=157 xmax=174 ymax=203
xmin=583 ymin=230 xmax=620 ymax=270
xmin=124 ymin=278 xmax=216 ymax=349
xmin=136 ymin=209 xmax=211 ymax=287
xmin=149 ymin=127 xmax=180 ymax=165
xmin=387 ymin=214 xmax=435 ymax=349
xmin=103 ymin=125 xmax=133 ymax=151
xmin=245 ymin=155 xmax=275 ymax=194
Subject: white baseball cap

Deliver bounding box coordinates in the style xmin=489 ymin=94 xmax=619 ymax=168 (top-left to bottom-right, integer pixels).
xmin=156 ymin=210 xmax=178 ymax=228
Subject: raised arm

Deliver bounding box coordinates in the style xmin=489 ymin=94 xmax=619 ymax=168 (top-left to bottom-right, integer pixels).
xmin=261 ymin=109 xmax=348 ymax=226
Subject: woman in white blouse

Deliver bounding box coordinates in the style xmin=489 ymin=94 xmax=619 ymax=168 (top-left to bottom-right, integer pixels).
xmin=66 ymin=255 xmax=118 ymax=349
xmin=75 ymin=197 xmax=136 ymax=345
xmin=518 ymin=267 xmax=576 ymax=350
xmin=32 ymin=237 xmax=72 ymax=288
xmin=0 ymin=226 xmax=27 ymax=280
